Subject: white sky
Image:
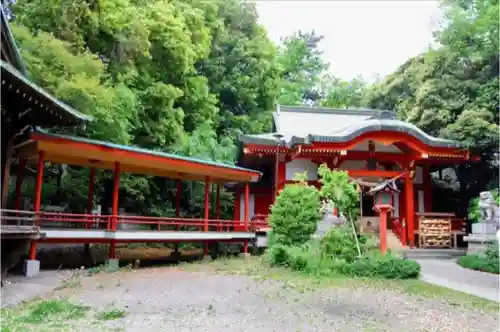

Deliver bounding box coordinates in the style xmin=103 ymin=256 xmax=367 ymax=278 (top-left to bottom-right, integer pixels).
xmin=255 ymin=0 xmax=442 ymax=82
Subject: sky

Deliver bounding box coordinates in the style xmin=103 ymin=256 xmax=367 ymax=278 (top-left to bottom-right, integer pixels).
xmin=255 ymin=0 xmax=442 ymax=82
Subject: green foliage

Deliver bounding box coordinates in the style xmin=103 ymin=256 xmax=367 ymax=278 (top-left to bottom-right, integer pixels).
xmin=268 ymin=227 xmax=420 ymax=280
xmin=318 ymin=165 xmax=360 ymax=223
xmin=277 ymin=30 xmax=369 ymax=107
xmin=10 ymin=0 xmax=277 ymax=217
xmin=268 ymin=181 xmax=322 ymax=246
xmin=344 ymin=251 xmax=421 ymax=279
xmin=457 ymin=242 xmax=500 ymax=275
xmin=366 ymin=0 xmax=499 ymax=194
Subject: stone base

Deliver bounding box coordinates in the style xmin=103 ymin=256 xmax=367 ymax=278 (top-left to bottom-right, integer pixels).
xmin=23 ymin=260 xmax=40 ymax=277
xmin=105 ymin=258 xmax=120 ymax=271
xmin=464 ymin=233 xmax=497 ymax=256
xmin=202 ymin=255 xmax=212 ymax=262
xmin=239 ymin=253 xmax=251 ymax=259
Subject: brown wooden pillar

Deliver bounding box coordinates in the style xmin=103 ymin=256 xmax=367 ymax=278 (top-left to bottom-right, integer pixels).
xmin=14 ymin=159 xmax=26 ymax=211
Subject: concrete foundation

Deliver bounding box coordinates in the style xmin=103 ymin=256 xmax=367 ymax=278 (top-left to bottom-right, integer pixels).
xmin=464 ymin=234 xmax=497 ymax=256
xmin=105 ymin=258 xmax=120 ymax=271
xmin=23 ymin=260 xmax=40 ymax=277
xmin=203 ymin=255 xmax=212 ymax=262
xmin=239 ymin=252 xmax=251 ymax=259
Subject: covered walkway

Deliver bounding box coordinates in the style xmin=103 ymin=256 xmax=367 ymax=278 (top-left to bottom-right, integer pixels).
xmin=5 ymin=131 xmax=265 ymax=275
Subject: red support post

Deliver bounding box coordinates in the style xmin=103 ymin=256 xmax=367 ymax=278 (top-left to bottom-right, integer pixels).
xmin=111 ymin=162 xmax=120 ymax=231
xmin=215 ymin=184 xmax=221 ymax=220
xmin=379 ymin=209 xmax=388 ymax=255
xmin=29 ymin=152 xmax=44 ymax=260
xmin=14 ymin=159 xmax=26 ymax=211
xmin=244 ymin=182 xmax=249 ymax=232
xmin=86 ymin=168 xmax=95 ymax=228
xmin=405 ymin=176 xmax=415 ymax=248
xmin=204 ymin=177 xmax=210 ymax=232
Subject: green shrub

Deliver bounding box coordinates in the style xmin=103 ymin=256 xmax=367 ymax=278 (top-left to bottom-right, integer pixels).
xmin=320 ymin=227 xmax=361 ymax=262
xmin=267 ymin=227 xmax=421 ymax=279
xmin=485 ymin=241 xmax=499 ymax=261
xmin=268 ymin=181 xmax=321 ymax=246
xmin=458 ymin=252 xmax=499 ymax=274
xmin=345 ymin=251 xmax=421 ymax=279
xmin=267 ymin=243 xmax=290 ymax=266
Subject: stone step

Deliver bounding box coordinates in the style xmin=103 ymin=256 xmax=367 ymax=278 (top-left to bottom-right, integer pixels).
xmin=403 ymin=248 xmax=467 ymax=260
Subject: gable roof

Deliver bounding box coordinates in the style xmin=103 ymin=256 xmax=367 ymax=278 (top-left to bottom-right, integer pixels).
xmin=240 ymin=104 xmax=461 ymax=149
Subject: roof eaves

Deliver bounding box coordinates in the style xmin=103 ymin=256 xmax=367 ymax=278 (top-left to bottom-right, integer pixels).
xmin=278 ymin=104 xmax=395 ymax=117
xmin=1 ymin=6 xmax=27 ymax=75
xmin=2 ymin=60 xmax=93 ymax=123
xmin=307 ymin=120 xmax=462 ymax=149
xmin=35 ymin=131 xmax=262 ymax=179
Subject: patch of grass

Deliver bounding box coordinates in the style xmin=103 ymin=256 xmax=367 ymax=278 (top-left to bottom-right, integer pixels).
xmin=97 ymin=309 xmax=127 ymax=320
xmin=180 ymin=256 xmax=500 ymax=313
xmin=1 ymin=299 xmax=90 ymax=331
xmin=25 ymin=299 xmax=89 ymax=323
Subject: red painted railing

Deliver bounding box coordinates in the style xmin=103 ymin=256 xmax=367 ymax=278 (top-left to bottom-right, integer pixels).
xmin=389 ymin=216 xmax=406 ymax=246
xmin=251 ymin=214 xmax=269 ymax=230
xmin=0 ymin=209 xmax=262 ymax=233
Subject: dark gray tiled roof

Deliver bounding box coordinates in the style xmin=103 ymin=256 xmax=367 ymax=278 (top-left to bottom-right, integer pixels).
xmin=240 ymin=104 xmax=461 ymax=149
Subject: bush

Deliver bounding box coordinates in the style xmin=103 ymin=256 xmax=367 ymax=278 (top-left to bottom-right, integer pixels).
xmin=344 ymin=252 xmax=421 ymax=279
xmin=457 ymin=242 xmax=499 ymax=274
xmin=268 ymin=181 xmax=321 ymax=246
xmin=457 ymin=255 xmax=499 ymax=274
xmin=267 ymin=228 xmax=421 ymax=279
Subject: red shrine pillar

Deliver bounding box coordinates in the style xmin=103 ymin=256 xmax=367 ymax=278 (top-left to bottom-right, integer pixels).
xmin=203 ymin=177 xmax=211 ymax=256
xmin=405 ymin=175 xmax=415 ymax=248
xmin=86 ymin=168 xmax=96 ymax=228
xmin=242 ymin=182 xmax=250 ymax=254
xmin=14 ymin=158 xmax=26 ymax=211
xmin=109 ymin=162 xmax=120 ymax=260
xmin=28 ymin=152 xmax=45 ymax=261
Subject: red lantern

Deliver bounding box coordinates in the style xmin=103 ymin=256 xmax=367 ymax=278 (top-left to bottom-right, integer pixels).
xmin=367 ymin=179 xmax=400 ymax=255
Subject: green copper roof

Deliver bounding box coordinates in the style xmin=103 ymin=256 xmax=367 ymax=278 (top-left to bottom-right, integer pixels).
xmin=34 ymin=131 xmax=262 ymax=179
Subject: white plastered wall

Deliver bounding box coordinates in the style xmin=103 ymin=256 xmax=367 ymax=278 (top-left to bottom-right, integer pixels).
xmin=240 ymin=194 xmax=255 ymax=221
xmin=285 ymin=159 xmax=318 ymax=181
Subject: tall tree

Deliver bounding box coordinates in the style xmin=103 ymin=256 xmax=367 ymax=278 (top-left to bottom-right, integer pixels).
xmin=366 ymin=0 xmax=499 ymax=214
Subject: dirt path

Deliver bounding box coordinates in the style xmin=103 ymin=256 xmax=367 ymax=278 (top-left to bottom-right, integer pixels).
xmin=40 ymin=265 xmax=496 ymax=332
xmin=2 ymin=258 xmax=498 ymax=332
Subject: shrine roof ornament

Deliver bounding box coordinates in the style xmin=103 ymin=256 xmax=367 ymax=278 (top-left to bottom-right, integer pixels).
xmin=239 ymin=104 xmax=461 ymax=149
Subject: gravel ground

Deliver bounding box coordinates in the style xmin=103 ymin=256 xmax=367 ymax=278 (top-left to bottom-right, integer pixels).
xmin=43 ymin=265 xmax=499 ymax=332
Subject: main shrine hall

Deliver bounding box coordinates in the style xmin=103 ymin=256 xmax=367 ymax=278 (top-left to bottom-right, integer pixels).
xmin=232 ymin=105 xmax=473 ymax=248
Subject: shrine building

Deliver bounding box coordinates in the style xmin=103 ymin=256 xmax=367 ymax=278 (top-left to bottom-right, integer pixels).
xmin=233 ymin=105 xmax=474 ymax=248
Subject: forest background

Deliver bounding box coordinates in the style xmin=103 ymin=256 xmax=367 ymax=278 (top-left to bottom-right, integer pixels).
xmin=6 ymin=0 xmax=499 ymax=219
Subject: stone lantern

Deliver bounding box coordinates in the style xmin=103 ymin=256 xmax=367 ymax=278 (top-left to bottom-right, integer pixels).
xmin=367 ymin=179 xmax=400 ymax=255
